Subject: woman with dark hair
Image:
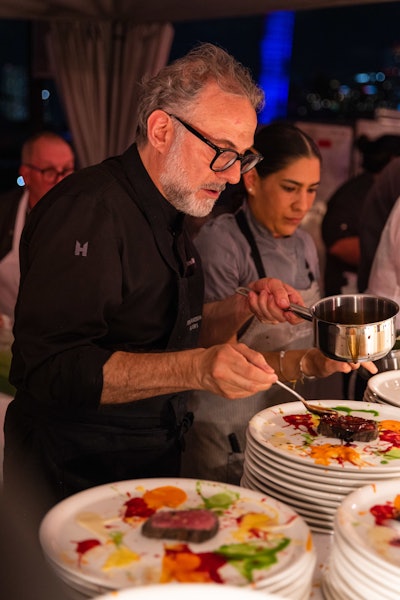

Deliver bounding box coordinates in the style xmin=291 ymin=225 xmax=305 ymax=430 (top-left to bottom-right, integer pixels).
xmin=181 ymin=121 xmax=361 ymax=484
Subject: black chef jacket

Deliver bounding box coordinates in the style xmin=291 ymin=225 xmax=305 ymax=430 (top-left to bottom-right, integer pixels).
xmin=4 ymin=144 xmax=204 ymax=514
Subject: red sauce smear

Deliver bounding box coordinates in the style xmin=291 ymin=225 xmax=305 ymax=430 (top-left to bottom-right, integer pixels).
xmin=164 ymin=543 xmax=226 ymax=583
xmin=283 ymin=413 xmax=318 ymax=436
xmin=379 ymin=429 xmax=400 ymax=448
xmin=74 ymin=539 xmax=101 ymax=566
xmin=124 ymin=496 xmax=155 ymax=519
xmin=370 ymin=502 xmax=397 ymax=525
xmin=370 ymin=502 xmax=400 ymax=546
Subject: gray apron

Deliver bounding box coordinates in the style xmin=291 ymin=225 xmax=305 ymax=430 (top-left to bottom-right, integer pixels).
xmin=181 ymin=210 xmax=321 ymax=485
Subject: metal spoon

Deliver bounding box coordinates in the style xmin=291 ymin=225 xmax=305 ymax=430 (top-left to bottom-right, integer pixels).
xmin=275 ymin=379 xmax=338 ymax=417
xmin=236 ymin=287 xmax=338 ymax=417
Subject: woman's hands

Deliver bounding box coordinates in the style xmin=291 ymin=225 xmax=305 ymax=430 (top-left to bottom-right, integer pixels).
xmin=298 ymin=348 xmax=378 ymax=378
xmin=242 ymin=278 xmax=305 ymax=325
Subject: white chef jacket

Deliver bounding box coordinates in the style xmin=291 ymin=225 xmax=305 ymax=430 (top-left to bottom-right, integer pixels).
xmin=0 ymin=190 xmax=29 ymax=321
xmin=367 ymin=194 xmax=400 ymax=329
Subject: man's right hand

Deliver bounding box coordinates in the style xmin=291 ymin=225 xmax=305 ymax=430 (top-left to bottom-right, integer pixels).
xmin=195 ymin=342 xmax=278 ymax=399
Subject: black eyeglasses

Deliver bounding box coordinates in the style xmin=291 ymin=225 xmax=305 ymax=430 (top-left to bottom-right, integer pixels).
xmin=24 ymin=163 xmax=74 ymax=183
xmin=168 ymin=114 xmax=263 ymax=174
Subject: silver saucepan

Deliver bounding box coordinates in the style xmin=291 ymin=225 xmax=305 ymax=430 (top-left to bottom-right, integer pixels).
xmin=289 ymin=294 xmax=399 ymax=362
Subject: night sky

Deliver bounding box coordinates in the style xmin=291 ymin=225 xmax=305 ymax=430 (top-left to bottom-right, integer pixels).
xmin=1 ymin=2 xmax=400 ymax=188
xmin=170 ymin=2 xmax=400 ymax=87
xmin=290 ymin=3 xmax=400 ymax=84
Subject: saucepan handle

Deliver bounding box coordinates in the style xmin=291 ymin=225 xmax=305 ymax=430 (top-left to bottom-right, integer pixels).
xmin=289 ymin=303 xmax=313 ymax=321
xmin=235 ymin=286 xmax=252 ymax=297
xmin=236 ymin=287 xmax=314 ymax=321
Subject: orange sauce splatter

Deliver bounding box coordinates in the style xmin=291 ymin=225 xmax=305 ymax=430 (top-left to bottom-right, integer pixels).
xmin=123 ymin=486 xmax=187 ymax=523
xmin=308 ymin=443 xmax=365 ymax=466
xmin=143 ymin=486 xmax=187 ymax=509
xmin=380 ymin=420 xmax=400 ymax=433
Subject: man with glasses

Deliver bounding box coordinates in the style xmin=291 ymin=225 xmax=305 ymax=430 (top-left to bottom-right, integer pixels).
xmin=4 ymin=44 xmax=305 ymax=521
xmin=0 ymin=131 xmax=74 ymax=324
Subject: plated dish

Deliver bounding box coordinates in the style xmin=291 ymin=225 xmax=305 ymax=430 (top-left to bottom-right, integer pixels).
xmin=323 ymin=478 xmax=400 ymax=599
xmin=248 ymin=400 xmax=400 ymax=472
xmin=244 ymin=401 xmax=400 ymax=533
xmin=336 ymin=478 xmax=400 ymax=571
xmin=39 ymin=478 xmax=314 ymax=592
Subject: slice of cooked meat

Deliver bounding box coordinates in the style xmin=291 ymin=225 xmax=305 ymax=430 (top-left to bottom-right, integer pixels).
xmin=317 ymin=413 xmax=379 ymax=442
xmin=141 ymin=508 xmax=219 ymax=543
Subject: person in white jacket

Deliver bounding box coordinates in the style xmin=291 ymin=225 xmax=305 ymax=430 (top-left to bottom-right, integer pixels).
xmin=367 ymin=194 xmax=400 ymax=330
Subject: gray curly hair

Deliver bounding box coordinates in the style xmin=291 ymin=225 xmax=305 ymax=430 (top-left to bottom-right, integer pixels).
xmin=135 ymin=43 xmax=265 ymax=146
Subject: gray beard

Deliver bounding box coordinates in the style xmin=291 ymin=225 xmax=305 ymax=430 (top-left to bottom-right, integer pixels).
xmin=159 ymin=137 xmax=225 ymax=217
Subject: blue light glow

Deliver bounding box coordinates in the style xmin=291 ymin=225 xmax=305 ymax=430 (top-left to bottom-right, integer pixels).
xmin=362 ymin=84 xmax=377 ymax=95
xmin=355 ymin=73 xmax=369 ymax=83
xmin=258 ymin=11 xmax=295 ymax=124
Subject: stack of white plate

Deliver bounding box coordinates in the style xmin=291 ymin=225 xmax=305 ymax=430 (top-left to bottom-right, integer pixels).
xmin=322 ymin=478 xmax=400 ymax=600
xmin=363 ymin=370 xmax=400 ymax=406
xmin=39 ymin=477 xmax=316 ymax=600
xmin=93 ymin=584 xmax=287 ymax=600
xmin=242 ymin=400 xmax=400 ymax=533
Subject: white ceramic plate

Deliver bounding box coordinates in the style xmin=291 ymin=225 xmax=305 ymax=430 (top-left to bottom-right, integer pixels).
xmin=241 ymin=475 xmax=334 ymax=535
xmin=93 ymin=583 xmax=288 ymax=600
xmin=322 ymin=563 xmax=351 ymax=600
xmin=245 ymin=431 xmax=397 ymax=483
xmin=244 ymin=452 xmax=346 ymax=503
xmin=244 ymin=445 xmax=353 ymax=497
xmin=330 ymin=543 xmax=399 ymax=600
xmin=335 ymin=478 xmax=400 ymax=575
xmin=241 ymin=468 xmax=336 ymax=522
xmin=368 ymin=370 xmax=400 ymax=405
xmin=248 ymin=401 xmax=400 ymax=472
xmin=39 ymin=478 xmax=313 ymax=591
xmin=333 ymin=527 xmax=400 ymax=591
xmin=327 ymin=553 xmax=365 ymax=600
xmin=245 ymin=438 xmax=356 ymax=489
xmin=247 ymin=431 xmax=400 ymax=482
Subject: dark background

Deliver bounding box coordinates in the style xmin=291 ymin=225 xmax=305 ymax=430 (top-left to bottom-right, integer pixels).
xmin=1 ymin=2 xmax=400 ymax=191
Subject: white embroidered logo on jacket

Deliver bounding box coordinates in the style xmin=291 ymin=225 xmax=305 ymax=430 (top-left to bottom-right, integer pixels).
xmin=75 ymin=241 xmax=88 ymax=257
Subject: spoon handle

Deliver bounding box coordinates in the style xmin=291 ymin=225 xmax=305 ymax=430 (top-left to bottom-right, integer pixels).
xmin=275 ymin=379 xmax=337 ymax=417
xmin=275 ymin=379 xmax=305 ymax=402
